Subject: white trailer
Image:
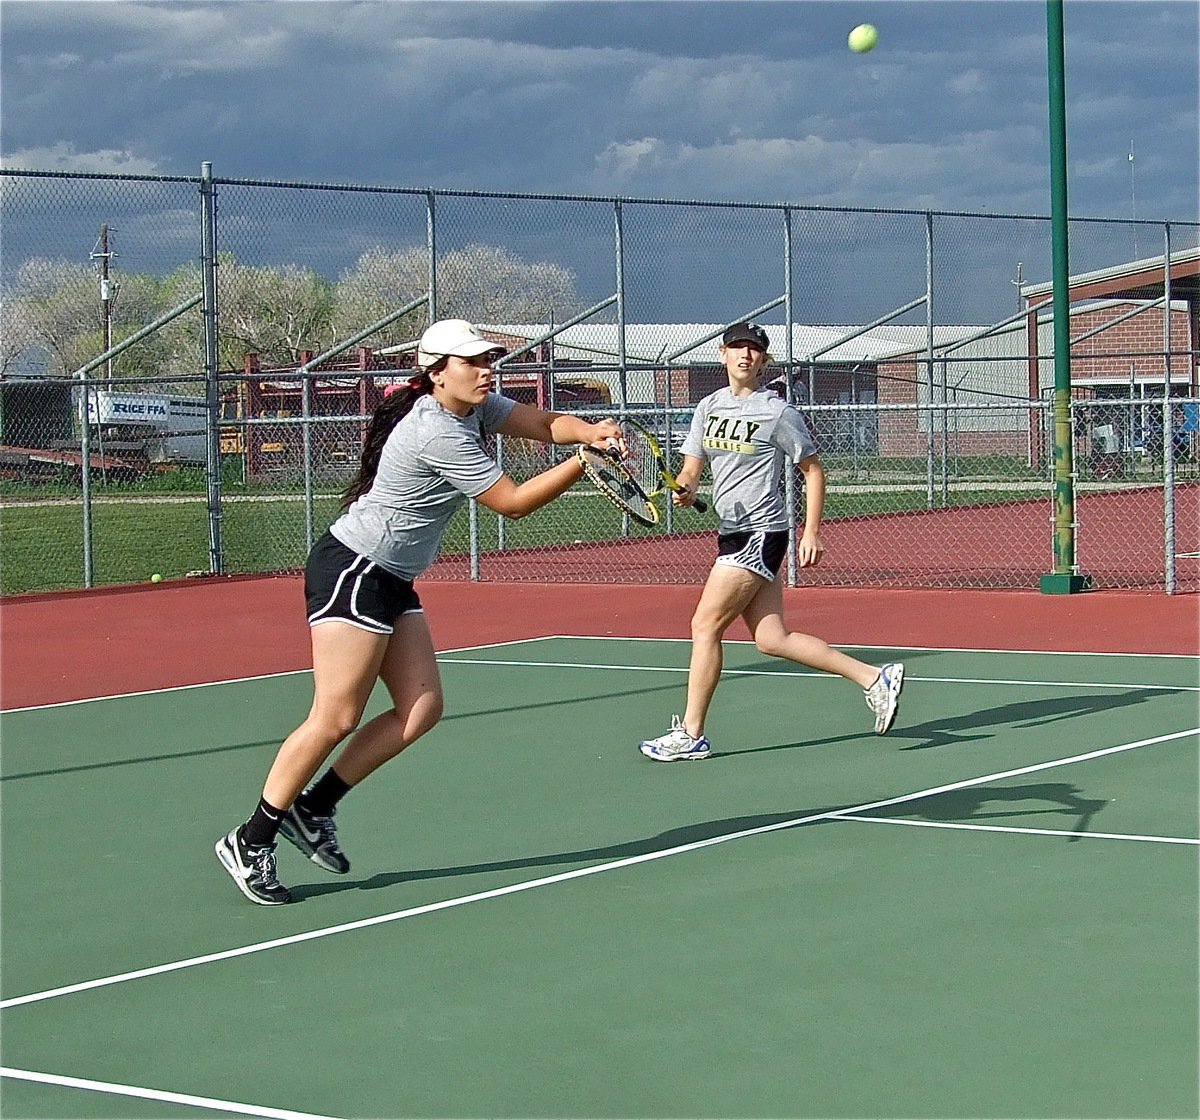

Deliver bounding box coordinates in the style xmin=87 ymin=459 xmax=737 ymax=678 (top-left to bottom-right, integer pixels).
xmin=82 ymin=390 xmax=209 ymax=462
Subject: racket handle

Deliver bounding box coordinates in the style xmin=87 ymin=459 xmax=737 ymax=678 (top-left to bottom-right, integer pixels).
xmin=669 ymin=482 xmax=707 ymax=512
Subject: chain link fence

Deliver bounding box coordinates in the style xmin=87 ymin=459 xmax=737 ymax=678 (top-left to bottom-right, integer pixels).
xmin=2 ymin=167 xmax=1197 ymax=595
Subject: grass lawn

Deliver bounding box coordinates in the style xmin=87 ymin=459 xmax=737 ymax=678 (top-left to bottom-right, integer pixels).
xmin=2 ymin=486 xmax=1043 ymax=595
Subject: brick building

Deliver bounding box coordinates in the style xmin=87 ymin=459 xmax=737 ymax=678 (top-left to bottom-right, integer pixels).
xmin=842 ymin=248 xmax=1199 ymax=461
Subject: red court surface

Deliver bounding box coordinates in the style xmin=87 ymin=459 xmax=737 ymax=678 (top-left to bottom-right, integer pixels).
xmin=2 ymin=575 xmax=1196 ymax=710
xmin=422 ymin=485 xmax=1200 ymax=593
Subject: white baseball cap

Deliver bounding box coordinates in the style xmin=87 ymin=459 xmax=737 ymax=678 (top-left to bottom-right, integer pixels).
xmin=416 ymin=319 xmax=504 ymax=369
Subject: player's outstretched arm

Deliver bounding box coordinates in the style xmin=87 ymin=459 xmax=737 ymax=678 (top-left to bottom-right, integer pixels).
xmin=475 ymin=451 xmax=603 ymax=520
xmin=499 ymin=402 xmax=622 ymax=449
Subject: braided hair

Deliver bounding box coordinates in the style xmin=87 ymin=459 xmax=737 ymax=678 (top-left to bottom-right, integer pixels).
xmin=340 ymin=366 xmax=438 ymax=508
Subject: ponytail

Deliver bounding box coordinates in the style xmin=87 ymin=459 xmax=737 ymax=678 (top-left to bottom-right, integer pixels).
xmin=341 ymin=370 xmax=435 ymax=508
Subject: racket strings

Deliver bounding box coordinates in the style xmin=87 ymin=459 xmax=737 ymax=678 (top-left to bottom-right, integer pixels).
xmin=623 ymin=419 xmax=708 ymax=513
xmin=622 ymin=428 xmax=663 ymax=496
xmin=577 ymin=447 xmax=658 ymax=526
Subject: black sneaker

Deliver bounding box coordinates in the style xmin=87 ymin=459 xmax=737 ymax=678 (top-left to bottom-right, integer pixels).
xmin=215 ymin=828 xmax=293 ymax=905
xmin=279 ymin=801 xmax=350 ymax=874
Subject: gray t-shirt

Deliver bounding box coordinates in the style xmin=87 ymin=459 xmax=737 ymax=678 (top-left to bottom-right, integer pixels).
xmin=681 ymin=386 xmax=818 ymax=532
xmin=330 ymin=392 xmax=516 ymax=579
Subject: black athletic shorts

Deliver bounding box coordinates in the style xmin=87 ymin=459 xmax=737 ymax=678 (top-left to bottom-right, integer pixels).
xmin=715 ymin=529 xmax=789 ymax=581
xmin=305 ymin=531 xmax=422 ymax=634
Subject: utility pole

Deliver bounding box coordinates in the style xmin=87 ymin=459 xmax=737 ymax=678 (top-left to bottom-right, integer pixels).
xmin=91 ymin=224 xmax=115 ymax=383
xmin=88 ymin=224 xmax=117 ymax=486
xmin=1012 ymin=261 xmax=1023 ymax=313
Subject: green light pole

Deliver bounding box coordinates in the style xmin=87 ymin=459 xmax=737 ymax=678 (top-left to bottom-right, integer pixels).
xmin=1039 ymin=0 xmax=1092 ymax=594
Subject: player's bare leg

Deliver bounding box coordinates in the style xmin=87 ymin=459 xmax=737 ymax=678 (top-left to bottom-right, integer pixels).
xmin=682 ymin=563 xmax=764 ymax=738
xmin=263 ymin=621 xmax=389 ymax=809
xmin=742 ymin=576 xmax=878 ymax=688
xmin=331 ymin=611 xmax=444 ymax=785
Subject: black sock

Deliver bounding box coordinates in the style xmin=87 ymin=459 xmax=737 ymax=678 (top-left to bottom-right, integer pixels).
xmin=297 ymin=768 xmax=352 ymax=817
xmin=240 ymin=797 xmax=284 ymax=849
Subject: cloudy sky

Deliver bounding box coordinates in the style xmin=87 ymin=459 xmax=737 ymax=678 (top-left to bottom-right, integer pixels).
xmin=3 ymin=0 xmax=1197 ymax=219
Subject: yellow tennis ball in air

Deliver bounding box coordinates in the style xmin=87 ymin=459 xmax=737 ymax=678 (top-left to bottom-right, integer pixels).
xmin=151 ymin=573 xmax=163 ymax=583
xmin=848 ymin=23 xmax=879 ymax=53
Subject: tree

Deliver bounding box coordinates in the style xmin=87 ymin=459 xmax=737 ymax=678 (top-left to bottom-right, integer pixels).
xmin=330 ymin=245 xmax=428 ymax=349
xmin=1 ymin=244 xmax=585 ymax=385
xmin=1 ymin=258 xmax=168 ymax=379
xmin=0 ymin=296 xmax=36 ymax=377
xmin=217 ymin=262 xmax=335 ymax=362
xmin=3 ymin=258 xmax=100 ymax=377
xmin=437 ymin=244 xmax=584 ymax=325
xmin=162 ymin=255 xmax=335 ymax=372
xmin=332 ymin=244 xmax=585 ymax=347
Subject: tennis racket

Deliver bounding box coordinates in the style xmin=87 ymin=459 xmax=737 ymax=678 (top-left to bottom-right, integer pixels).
xmin=576 ymin=445 xmax=659 ymax=526
xmin=621 ymin=419 xmax=708 ymax=512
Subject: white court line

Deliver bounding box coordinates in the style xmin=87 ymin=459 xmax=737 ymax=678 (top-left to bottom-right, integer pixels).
xmin=571 ymin=635 xmax=1199 ymax=660
xmin=0 ymin=1067 xmax=342 ymax=1120
xmin=438 ymin=656 xmax=1198 ymax=692
xmin=0 ymin=635 xmax=559 ymax=714
xmin=6 ymin=635 xmax=1192 ymax=714
xmin=1 ymin=669 xmax=312 ymax=714
xmin=2 ymin=726 xmax=1193 ymax=1012
xmin=830 ymin=814 xmax=1200 ymax=845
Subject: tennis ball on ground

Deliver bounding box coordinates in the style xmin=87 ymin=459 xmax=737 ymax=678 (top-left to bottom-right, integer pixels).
xmin=151 ymin=573 xmax=163 ymax=583
xmin=848 ymin=23 xmax=879 ymax=52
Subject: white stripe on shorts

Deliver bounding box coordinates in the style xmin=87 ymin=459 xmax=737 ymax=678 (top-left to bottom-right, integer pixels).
xmin=715 ymin=530 xmax=776 ymax=581
xmin=348 ymin=564 xmax=390 ymax=632
xmin=307 ymin=553 xmax=393 ymax=634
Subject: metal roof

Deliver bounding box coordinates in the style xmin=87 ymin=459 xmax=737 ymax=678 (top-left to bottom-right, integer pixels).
xmin=486 ymin=322 xmax=979 ymax=365
xmin=1022 ymin=245 xmax=1200 ymax=303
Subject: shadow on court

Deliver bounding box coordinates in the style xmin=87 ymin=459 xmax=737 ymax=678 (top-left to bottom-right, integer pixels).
xmin=717 ymin=687 xmax=1180 ymax=758
xmin=289 ymin=776 xmax=1117 ymax=901
xmin=9 ymin=681 xmax=1166 ymax=777
xmin=0 ymin=680 xmax=693 ymax=783
xmin=0 ymin=738 xmax=283 ymax=782
xmin=287 ymin=806 xmax=846 ymax=901
xmin=870 ymin=781 xmax=1110 ymax=841
xmin=445 ymin=677 xmax=689 ymax=726
xmin=894 ymin=688 xmax=1179 ymax=751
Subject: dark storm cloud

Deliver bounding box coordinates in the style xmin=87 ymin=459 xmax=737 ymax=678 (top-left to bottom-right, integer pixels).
xmin=1 ymin=1 xmax=1195 ymax=217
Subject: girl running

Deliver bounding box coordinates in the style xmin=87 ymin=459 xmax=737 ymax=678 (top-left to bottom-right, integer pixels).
xmin=217 ymin=319 xmax=624 ymax=904
xmin=637 ymin=321 xmax=904 ymax=761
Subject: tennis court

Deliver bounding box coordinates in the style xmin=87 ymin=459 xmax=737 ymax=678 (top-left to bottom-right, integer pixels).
xmin=2 ymin=630 xmax=1197 ymax=1119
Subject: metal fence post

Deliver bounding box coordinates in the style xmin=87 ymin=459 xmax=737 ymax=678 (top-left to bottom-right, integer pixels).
xmin=302 ymin=368 xmax=315 ymax=553
xmin=78 ymin=371 xmax=95 ymax=587
xmin=940 ymin=355 xmax=950 ymax=506
xmin=1040 ymin=0 xmax=1090 ymax=593
xmin=925 ymin=212 xmax=935 ymax=508
xmin=469 ymin=497 xmax=480 ymax=581
xmin=426 ymin=190 xmax=438 ymax=321
xmin=615 ymin=198 xmax=631 ymax=536
xmin=783 ymin=206 xmax=798 ymax=587
xmin=200 ymin=161 xmax=224 ymax=574
xmin=615 ymin=198 xmax=628 ymax=410
xmin=1163 ymin=221 xmax=1176 ymax=593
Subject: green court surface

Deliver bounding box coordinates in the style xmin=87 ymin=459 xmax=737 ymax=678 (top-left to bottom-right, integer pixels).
xmin=2 ymin=639 xmax=1197 ymax=1119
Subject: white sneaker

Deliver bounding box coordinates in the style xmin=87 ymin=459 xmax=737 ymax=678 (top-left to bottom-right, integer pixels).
xmin=639 ymin=716 xmax=712 ymax=761
xmin=864 ymin=662 xmax=905 ymax=734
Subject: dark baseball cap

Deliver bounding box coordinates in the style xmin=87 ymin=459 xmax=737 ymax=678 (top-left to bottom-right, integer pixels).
xmin=721 ymin=322 xmax=770 ymax=351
